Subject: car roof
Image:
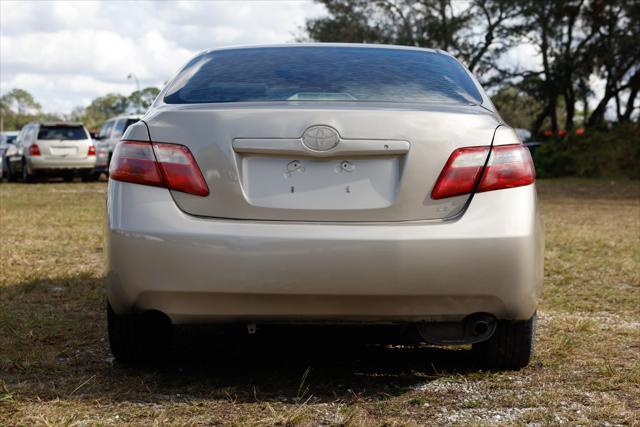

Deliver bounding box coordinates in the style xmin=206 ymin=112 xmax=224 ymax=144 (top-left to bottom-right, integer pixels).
xmin=36 ymin=122 xmax=85 ymax=127
xmin=105 ymin=114 xmax=143 ymax=121
xmin=200 ymin=42 xmax=452 ymax=58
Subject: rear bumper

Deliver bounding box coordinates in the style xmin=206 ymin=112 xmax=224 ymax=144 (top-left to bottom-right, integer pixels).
xmin=29 ymin=156 xmax=96 ymax=171
xmin=106 ymin=181 xmax=543 ymax=323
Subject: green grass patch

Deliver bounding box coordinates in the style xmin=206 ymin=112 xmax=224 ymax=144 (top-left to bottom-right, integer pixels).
xmin=1 ymin=179 xmax=639 ymax=425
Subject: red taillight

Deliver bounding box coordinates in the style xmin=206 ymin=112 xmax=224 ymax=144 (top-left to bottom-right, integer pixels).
xmin=431 ymin=146 xmax=489 ymax=199
xmin=431 ymin=144 xmax=535 ymax=199
xmin=29 ymin=144 xmax=41 ymax=156
xmin=88 ymin=145 xmax=96 ymax=156
xmin=109 ymin=140 xmax=209 ymax=197
xmin=477 ymin=145 xmax=535 ymax=192
xmin=153 ymin=143 xmax=210 ymax=196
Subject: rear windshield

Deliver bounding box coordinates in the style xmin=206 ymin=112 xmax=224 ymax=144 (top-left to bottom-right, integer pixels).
xmin=123 ymin=118 xmax=139 ymax=132
xmin=164 ymin=47 xmax=483 ymax=105
xmin=38 ymin=125 xmax=88 ymax=140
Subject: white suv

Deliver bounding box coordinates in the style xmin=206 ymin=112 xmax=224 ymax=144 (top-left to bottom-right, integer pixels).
xmin=6 ymin=122 xmax=96 ymax=182
xmin=94 ymin=115 xmax=141 ymax=174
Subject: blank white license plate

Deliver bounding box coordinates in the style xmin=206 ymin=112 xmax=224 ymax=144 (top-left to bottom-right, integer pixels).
xmin=241 ymin=156 xmax=401 ymax=210
xmin=50 ymin=146 xmax=78 ymax=156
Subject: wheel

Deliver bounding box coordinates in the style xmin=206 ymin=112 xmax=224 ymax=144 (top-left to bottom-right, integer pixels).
xmin=472 ymin=313 xmax=536 ymax=370
xmin=107 ymin=303 xmax=172 ymax=364
xmin=6 ymin=160 xmax=17 ymax=182
xmin=21 ymin=160 xmax=35 ymax=183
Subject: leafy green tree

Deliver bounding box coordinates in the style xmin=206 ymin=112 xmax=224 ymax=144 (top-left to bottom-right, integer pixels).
xmin=491 ymin=85 xmax=545 ymax=130
xmin=72 ymin=94 xmax=128 ymax=129
xmin=127 ymin=87 xmax=161 ymax=113
xmin=0 ymin=88 xmax=42 ymax=130
xmin=71 ymin=87 xmax=161 ymax=129
xmin=303 ymin=0 xmax=522 ymax=76
xmin=586 ymin=0 xmax=640 ymax=126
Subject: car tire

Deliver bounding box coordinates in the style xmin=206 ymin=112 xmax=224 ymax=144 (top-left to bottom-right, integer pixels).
xmin=6 ymin=160 xmax=17 ymax=182
xmin=472 ymin=313 xmax=536 ymax=370
xmin=21 ymin=160 xmax=35 ymax=183
xmin=107 ymin=303 xmax=172 ymax=364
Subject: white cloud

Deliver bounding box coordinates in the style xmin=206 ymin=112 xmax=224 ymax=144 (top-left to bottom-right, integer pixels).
xmin=0 ymin=0 xmax=325 ymax=114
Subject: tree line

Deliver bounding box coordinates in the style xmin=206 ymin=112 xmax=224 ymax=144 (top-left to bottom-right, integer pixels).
xmin=0 ymin=87 xmax=160 ymax=132
xmin=2 ymin=1 xmax=637 ymax=136
xmin=303 ymin=0 xmax=639 ymax=135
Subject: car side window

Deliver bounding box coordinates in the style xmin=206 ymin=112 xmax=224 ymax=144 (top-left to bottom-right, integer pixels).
xmin=112 ymin=119 xmax=127 ymax=139
xmin=18 ymin=127 xmax=30 ymax=146
xmin=31 ymin=127 xmax=38 ymax=143
xmin=23 ymin=126 xmax=35 ymax=145
xmin=29 ymin=127 xmax=37 ymax=144
xmin=99 ymin=120 xmax=115 ymax=140
xmin=15 ymin=128 xmax=25 ymax=146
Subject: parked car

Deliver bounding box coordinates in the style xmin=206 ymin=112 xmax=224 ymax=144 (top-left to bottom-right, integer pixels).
xmin=5 ymin=122 xmax=96 ymax=182
xmin=524 ymin=140 xmax=547 ymax=156
xmin=106 ymin=44 xmax=543 ymax=370
xmin=514 ymin=128 xmax=531 ymax=142
xmin=93 ymin=114 xmax=141 ymax=175
xmin=0 ymin=131 xmax=19 ymax=180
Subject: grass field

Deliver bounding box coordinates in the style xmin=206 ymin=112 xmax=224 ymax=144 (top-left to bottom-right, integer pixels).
xmin=1 ymin=179 xmax=639 ymax=425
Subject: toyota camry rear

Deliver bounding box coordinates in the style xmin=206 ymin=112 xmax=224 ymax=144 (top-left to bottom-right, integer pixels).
xmin=106 ymin=44 xmax=543 ymax=370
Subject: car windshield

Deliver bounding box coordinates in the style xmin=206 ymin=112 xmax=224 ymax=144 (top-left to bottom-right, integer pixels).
xmin=164 ymin=47 xmax=483 ymax=105
xmin=37 ymin=125 xmax=88 ymax=140
xmin=123 ymin=118 xmax=139 ymax=133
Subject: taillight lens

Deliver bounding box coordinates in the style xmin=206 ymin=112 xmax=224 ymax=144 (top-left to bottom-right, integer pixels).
xmin=109 ymin=140 xmax=209 ymax=196
xmin=431 ymin=144 xmax=535 ymax=199
xmin=152 ymin=143 xmax=209 ymax=196
xmin=88 ymin=145 xmax=96 ymax=156
xmin=431 ymin=146 xmax=489 ymax=199
xmin=477 ymin=145 xmax=535 ymax=192
xmin=29 ymin=144 xmax=41 ymax=156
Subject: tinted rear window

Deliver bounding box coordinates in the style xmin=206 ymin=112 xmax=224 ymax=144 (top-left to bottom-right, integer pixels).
xmin=38 ymin=125 xmax=88 ymax=140
xmin=164 ymin=47 xmax=483 ymax=105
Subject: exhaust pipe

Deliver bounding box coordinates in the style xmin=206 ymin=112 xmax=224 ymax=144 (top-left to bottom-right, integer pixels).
xmin=417 ymin=313 xmax=497 ymax=345
xmin=464 ymin=313 xmax=497 ymax=341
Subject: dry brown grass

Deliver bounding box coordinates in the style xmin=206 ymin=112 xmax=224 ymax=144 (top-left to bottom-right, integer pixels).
xmin=1 ymin=179 xmax=639 ymax=425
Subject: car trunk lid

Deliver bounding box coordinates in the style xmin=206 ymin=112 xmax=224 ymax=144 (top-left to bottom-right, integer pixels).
xmin=143 ymin=103 xmax=499 ymax=222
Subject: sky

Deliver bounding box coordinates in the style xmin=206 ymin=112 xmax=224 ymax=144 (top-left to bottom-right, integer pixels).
xmin=0 ymin=0 xmax=326 ymax=114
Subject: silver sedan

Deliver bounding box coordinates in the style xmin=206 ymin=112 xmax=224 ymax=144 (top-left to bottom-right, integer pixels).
xmin=105 ymin=44 xmax=543 ymax=370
